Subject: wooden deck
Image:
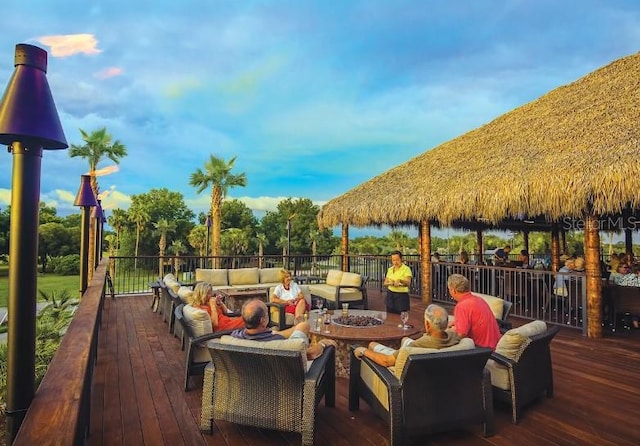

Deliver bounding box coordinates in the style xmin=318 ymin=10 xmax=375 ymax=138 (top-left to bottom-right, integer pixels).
xmin=89 ymin=290 xmax=640 ymax=446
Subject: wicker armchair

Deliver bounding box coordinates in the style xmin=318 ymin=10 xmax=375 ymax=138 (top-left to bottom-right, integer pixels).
xmin=349 ymin=345 xmax=493 ymax=445
xmin=487 ymin=324 xmax=560 ymax=423
xmin=173 ymin=304 xmax=231 ymax=391
xmin=204 ymin=340 xmax=335 ymax=445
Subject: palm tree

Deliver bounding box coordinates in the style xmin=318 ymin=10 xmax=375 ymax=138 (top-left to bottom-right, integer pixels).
xmin=69 ymin=127 xmax=127 ymax=278
xmin=154 ymin=219 xmax=176 ymax=277
xmin=187 ymin=226 xmax=207 ymax=268
xmin=169 ymin=240 xmax=185 ymax=279
xmin=107 ymin=208 xmax=128 ymax=254
xmin=309 ymin=229 xmax=320 ymax=275
xmin=221 ymin=228 xmax=249 ymax=269
xmin=128 ymin=207 xmax=150 ymax=270
xmin=105 ymin=234 xmax=117 ymax=280
xmin=388 ymin=230 xmax=410 ymax=253
xmin=189 ymin=155 xmax=247 ymax=267
xmin=277 ymin=236 xmax=288 ymax=267
xmin=256 ymin=233 xmax=267 ymax=269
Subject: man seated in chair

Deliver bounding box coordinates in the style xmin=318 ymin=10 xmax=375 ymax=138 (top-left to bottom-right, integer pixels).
xmin=231 ymin=299 xmax=336 ymax=360
xmin=447 ymin=274 xmax=501 ymax=350
xmin=353 ymin=304 xmax=459 ymax=366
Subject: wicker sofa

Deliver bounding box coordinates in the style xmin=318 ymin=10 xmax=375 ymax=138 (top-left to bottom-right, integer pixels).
xmin=195 ymin=267 xmax=282 ymax=291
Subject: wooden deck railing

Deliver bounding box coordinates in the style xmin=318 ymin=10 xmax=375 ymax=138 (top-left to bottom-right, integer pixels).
xmin=13 ymin=261 xmax=108 ymax=445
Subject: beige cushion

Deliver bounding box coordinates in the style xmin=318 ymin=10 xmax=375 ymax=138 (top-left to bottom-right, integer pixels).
xmin=177 ymin=286 xmax=193 ymax=302
xmin=196 ymin=268 xmax=229 ymax=286
xmin=488 ymin=320 xmax=548 ymax=390
xmin=228 ymin=267 xmax=259 ymax=286
xmin=219 ymin=335 xmax=307 ymax=370
xmin=325 ymin=270 xmax=343 ymax=286
xmin=340 ymin=271 xmax=362 ymax=287
xmin=360 ymin=360 xmax=391 ymax=411
xmin=164 ymin=278 xmax=181 ymax=293
xmin=183 ymin=305 xmax=213 ymax=363
xmin=472 ymin=293 xmax=504 ymax=319
xmin=393 ymin=337 xmax=475 ymax=378
xmin=259 ymin=268 xmax=281 ymax=284
xmin=163 ymin=273 xmax=176 ymax=283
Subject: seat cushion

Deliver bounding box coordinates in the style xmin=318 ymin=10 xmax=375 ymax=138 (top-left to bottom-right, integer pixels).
xmin=393 ymin=337 xmax=476 ymax=378
xmin=472 ymin=293 xmax=504 ymax=319
xmin=340 ymin=272 xmax=362 ymax=287
xmin=359 ymin=360 xmax=391 ymax=411
xmin=177 ymin=286 xmax=193 ymax=302
xmin=183 ymin=305 xmax=213 ymax=363
xmin=487 ymin=320 xmax=548 ymax=390
xmin=196 ymin=268 xmax=229 ymax=286
xmin=228 ymin=268 xmax=259 ymax=286
xmin=259 ymin=268 xmax=281 ymax=284
xmin=325 ymin=270 xmax=343 ymax=286
xmin=495 ymin=320 xmax=547 ymax=362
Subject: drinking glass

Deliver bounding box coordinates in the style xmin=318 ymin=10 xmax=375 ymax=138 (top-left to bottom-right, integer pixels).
xmin=400 ymin=311 xmax=409 ymax=330
xmin=323 ymin=311 xmax=331 ymax=333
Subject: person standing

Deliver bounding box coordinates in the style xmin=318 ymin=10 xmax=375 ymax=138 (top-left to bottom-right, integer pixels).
xmin=447 ymin=273 xmax=501 ymax=350
xmin=384 ymin=250 xmax=413 ymax=314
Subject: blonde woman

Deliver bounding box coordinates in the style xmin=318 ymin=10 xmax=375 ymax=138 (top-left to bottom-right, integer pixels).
xmin=188 ymin=282 xmax=245 ymax=331
xmin=270 ymin=269 xmax=309 ymax=324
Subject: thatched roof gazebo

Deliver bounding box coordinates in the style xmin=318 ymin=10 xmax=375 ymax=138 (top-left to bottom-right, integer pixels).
xmin=318 ymin=51 xmax=640 ymax=338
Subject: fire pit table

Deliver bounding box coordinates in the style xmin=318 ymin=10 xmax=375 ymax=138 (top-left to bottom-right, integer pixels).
xmin=309 ymin=309 xmax=421 ymax=378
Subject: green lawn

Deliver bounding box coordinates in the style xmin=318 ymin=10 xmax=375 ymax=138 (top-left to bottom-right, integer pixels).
xmin=0 ymin=265 xmax=79 ymax=307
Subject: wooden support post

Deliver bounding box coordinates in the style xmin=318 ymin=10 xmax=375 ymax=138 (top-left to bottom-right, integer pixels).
xmin=420 ymin=220 xmax=432 ymax=304
xmin=585 ymin=213 xmax=602 ymax=338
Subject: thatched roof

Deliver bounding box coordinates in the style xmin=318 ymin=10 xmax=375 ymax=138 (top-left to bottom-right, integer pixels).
xmin=318 ymin=52 xmax=640 ymax=230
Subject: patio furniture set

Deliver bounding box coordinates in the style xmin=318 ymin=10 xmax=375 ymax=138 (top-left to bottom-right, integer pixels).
xmin=153 ymin=272 xmax=559 ymax=445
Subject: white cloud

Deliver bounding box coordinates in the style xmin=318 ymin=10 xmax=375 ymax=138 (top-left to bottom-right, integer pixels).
xmin=0 ymin=189 xmax=10 ymax=206
xmin=37 ymin=34 xmax=102 ymax=57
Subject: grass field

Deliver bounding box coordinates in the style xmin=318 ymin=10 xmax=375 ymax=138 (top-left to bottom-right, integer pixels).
xmin=0 ymin=265 xmax=79 ymax=307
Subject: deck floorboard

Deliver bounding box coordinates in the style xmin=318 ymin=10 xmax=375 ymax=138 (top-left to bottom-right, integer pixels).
xmin=89 ymin=289 xmax=640 ymax=446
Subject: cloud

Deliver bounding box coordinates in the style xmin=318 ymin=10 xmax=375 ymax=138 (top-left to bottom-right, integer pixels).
xmin=101 ymin=190 xmax=131 ymax=211
xmin=37 ymin=34 xmax=102 ymax=57
xmin=0 ymin=189 xmax=10 ymax=206
xmin=95 ymin=67 xmax=124 ymax=80
xmin=55 ymin=189 xmax=76 ymax=205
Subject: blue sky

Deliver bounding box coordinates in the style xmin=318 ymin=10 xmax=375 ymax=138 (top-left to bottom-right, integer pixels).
xmin=1 ymin=1 xmax=639 ymax=237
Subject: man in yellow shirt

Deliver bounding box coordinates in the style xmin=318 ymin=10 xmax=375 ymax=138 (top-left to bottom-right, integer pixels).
xmin=384 ymin=250 xmax=413 ymax=313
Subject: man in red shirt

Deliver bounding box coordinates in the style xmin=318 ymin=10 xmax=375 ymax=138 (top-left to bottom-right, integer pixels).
xmin=447 ymin=274 xmax=501 ymax=350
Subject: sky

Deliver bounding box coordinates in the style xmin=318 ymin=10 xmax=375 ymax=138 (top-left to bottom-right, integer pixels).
xmin=1 ymin=0 xmax=639 ymax=237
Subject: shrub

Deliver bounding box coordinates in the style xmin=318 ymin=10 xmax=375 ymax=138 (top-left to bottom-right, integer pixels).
xmin=49 ymin=254 xmax=80 ymax=275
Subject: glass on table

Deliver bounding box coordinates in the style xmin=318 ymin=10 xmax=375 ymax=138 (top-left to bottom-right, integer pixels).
xmin=399 ymin=311 xmax=410 ymax=330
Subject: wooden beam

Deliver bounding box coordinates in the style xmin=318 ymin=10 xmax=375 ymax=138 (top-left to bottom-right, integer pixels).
xmin=585 ymin=213 xmax=602 ymax=338
xmin=420 ymin=220 xmax=432 ymax=304
xmin=341 ymin=223 xmax=349 ymax=272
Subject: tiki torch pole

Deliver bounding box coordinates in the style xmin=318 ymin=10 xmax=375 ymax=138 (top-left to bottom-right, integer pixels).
xmin=0 ymin=44 xmax=68 ymax=443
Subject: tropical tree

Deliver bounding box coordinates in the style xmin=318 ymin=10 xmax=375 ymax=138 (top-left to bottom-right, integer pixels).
xmin=69 ymin=127 xmax=127 ymax=276
xmin=129 ymin=188 xmax=194 ymax=256
xmin=169 ymin=240 xmax=185 ymax=278
xmin=189 ymin=155 xmax=247 ymax=266
xmin=387 ymin=230 xmax=411 ymax=253
xmin=108 ymin=208 xmax=129 ymax=254
xmin=129 ymin=206 xmax=150 ymax=269
xmin=277 ymin=236 xmax=288 ymax=267
xmin=154 ymin=219 xmax=176 ymax=277
xmin=256 ymin=233 xmax=267 ymax=268
xmin=221 ymin=228 xmax=250 ymax=268
xmin=105 ymin=234 xmax=117 ymax=279
xmin=309 ymin=229 xmax=320 ymax=274
xmin=188 ymin=225 xmax=208 ymax=267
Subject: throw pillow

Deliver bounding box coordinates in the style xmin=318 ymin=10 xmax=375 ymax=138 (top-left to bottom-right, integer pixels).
xmin=394 ymin=337 xmax=475 ymax=378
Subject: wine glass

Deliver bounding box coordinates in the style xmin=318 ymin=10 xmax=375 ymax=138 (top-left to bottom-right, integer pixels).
xmin=323 ymin=311 xmax=331 ymax=333
xmin=400 ymin=311 xmax=409 ymax=330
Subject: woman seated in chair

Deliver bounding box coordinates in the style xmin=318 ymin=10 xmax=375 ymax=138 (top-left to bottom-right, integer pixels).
xmin=270 ymin=269 xmax=310 ymax=324
xmin=188 ymin=282 xmax=245 ymax=331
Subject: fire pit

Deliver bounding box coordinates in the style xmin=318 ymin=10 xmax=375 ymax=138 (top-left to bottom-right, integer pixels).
xmin=332 ymin=315 xmax=383 ymax=327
